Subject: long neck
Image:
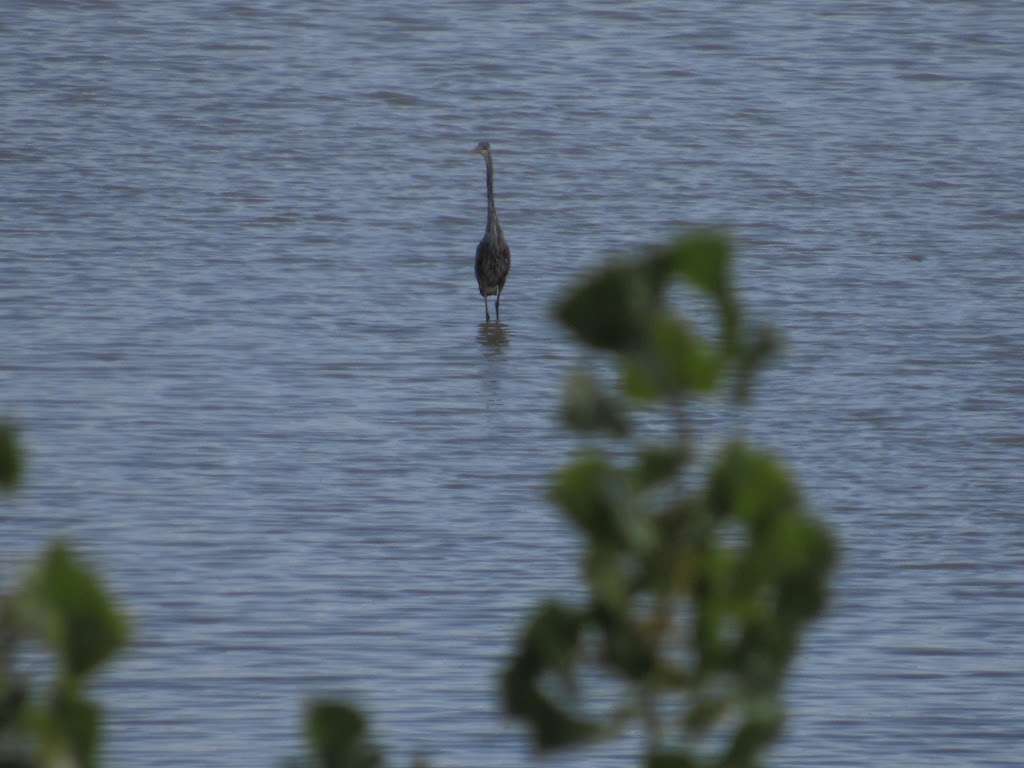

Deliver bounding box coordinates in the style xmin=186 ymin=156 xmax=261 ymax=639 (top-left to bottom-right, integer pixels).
xmin=484 ymin=154 xmax=501 ymax=240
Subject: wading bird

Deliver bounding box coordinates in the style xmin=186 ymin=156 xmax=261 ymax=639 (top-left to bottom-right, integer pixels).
xmin=471 ymin=141 xmax=511 ymax=321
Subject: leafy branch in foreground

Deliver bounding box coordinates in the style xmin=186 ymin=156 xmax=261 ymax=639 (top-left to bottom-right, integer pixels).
xmin=2 ymin=231 xmax=836 ymax=768
xmin=1 ymin=426 xmax=128 ymax=768
xmin=503 ymin=232 xmax=835 ymax=767
xmin=0 ymin=424 xmax=21 ymax=491
xmin=1 ymin=426 xmax=130 ymax=768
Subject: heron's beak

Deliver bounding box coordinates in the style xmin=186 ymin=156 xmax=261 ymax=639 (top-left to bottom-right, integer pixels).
xmin=470 ymin=147 xmax=480 ymax=154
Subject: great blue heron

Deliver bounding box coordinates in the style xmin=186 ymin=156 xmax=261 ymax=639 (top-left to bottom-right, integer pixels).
xmin=471 ymin=141 xmax=511 ymax=321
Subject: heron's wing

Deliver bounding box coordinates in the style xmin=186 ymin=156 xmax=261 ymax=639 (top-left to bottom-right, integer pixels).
xmin=474 ymin=239 xmax=487 ymax=275
xmin=474 ymin=239 xmax=490 ymax=290
xmin=498 ymin=240 xmax=511 ymax=284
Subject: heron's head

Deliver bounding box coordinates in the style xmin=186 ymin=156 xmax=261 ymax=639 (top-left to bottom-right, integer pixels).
xmin=472 ymin=141 xmax=492 ymax=156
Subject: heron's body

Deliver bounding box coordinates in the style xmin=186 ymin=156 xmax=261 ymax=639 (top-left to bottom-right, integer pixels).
xmin=475 ymin=235 xmax=510 ymax=297
xmin=472 ymin=142 xmax=511 ymax=321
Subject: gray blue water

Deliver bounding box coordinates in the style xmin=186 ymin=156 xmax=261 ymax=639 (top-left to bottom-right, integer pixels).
xmin=3 ymin=2 xmax=1023 ymax=766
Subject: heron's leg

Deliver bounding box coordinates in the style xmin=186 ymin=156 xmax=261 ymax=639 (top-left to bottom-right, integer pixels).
xmin=483 ymin=295 xmax=490 ymax=322
xmin=496 ymin=288 xmax=501 ymax=320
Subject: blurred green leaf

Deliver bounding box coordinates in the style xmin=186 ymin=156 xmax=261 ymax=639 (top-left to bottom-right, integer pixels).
xmin=650 ymin=232 xmax=739 ymax=347
xmin=640 ymin=502 xmax=704 ymax=596
xmin=685 ymin=694 xmax=729 ymax=735
xmin=0 ymin=425 xmax=21 ymax=490
xmin=563 ymin=372 xmax=630 ymax=436
xmin=0 ymin=685 xmax=27 ymax=733
xmin=733 ymin=324 xmax=780 ymax=403
xmin=502 ymin=672 xmax=598 ymax=751
xmin=41 ymin=687 xmax=100 ymax=768
xmin=651 ymin=231 xmax=731 ymax=299
xmin=632 ymin=444 xmax=689 ymax=489
xmin=0 ymin=751 xmax=34 ymax=768
xmin=648 ymin=753 xmax=699 ymax=768
xmin=706 ymin=444 xmax=800 ymax=526
xmin=306 ymin=701 xmax=382 ymax=768
xmin=650 ymin=314 xmax=721 ymax=392
xmin=502 ymin=602 xmax=600 ymax=750
xmin=623 ymin=314 xmax=721 ymax=400
xmin=556 ymin=263 xmax=658 ymax=351
xmin=18 ymin=543 xmax=128 ymax=679
xmin=773 ymin=519 xmax=835 ymax=622
xmin=585 ymin=546 xmax=629 ymax=611
xmin=514 ymin=602 xmax=585 ymax=676
xmin=719 ymin=701 xmax=783 ymax=768
xmin=551 ymin=456 xmax=653 ymax=551
xmin=593 ymin=606 xmax=655 ymax=681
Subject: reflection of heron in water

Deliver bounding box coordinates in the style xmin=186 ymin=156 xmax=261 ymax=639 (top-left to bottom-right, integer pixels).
xmin=478 ymin=321 xmax=510 ymax=411
xmin=477 ymin=320 xmax=509 ymax=355
xmin=471 ymin=141 xmax=511 ymax=322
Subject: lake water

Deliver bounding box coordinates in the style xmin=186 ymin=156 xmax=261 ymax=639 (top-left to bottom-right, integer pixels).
xmin=3 ymin=2 xmax=1023 ymax=766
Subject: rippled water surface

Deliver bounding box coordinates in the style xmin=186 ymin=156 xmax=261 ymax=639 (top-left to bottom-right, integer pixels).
xmin=3 ymin=2 xmax=1024 ymax=766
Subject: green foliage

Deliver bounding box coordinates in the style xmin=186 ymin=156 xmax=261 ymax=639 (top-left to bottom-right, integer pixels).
xmin=563 ymin=373 xmax=630 ymax=436
xmin=557 ymin=263 xmax=661 ymax=352
xmin=38 ymin=689 xmax=101 ymax=768
xmin=305 ymin=701 xmax=383 ymax=768
xmin=505 ymin=232 xmax=836 ymax=767
xmin=18 ymin=545 xmax=129 ymax=681
xmin=1 ymin=541 xmax=128 ymax=768
xmin=1 ymin=230 xmax=836 ymax=768
xmin=650 ymin=231 xmax=738 ymax=348
xmin=502 ymin=602 xmax=598 ymax=749
xmin=0 ymin=423 xmax=21 ymax=490
xmin=1 ymin=436 xmax=129 ymax=768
